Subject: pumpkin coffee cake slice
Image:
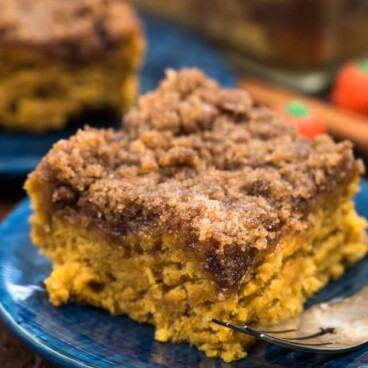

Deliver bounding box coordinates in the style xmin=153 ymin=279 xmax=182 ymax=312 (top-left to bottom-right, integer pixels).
xmin=0 ymin=0 xmax=144 ymax=132
xmin=25 ymin=69 xmax=367 ymax=362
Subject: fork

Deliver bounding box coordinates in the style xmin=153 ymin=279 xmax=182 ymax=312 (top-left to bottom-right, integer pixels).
xmin=212 ymin=286 xmax=368 ymax=353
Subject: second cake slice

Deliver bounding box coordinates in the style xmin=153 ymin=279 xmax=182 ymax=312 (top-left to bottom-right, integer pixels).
xmin=0 ymin=0 xmax=144 ymax=131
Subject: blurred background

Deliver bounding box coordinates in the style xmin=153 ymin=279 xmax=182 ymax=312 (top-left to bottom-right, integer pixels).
xmin=132 ymin=0 xmax=368 ymax=93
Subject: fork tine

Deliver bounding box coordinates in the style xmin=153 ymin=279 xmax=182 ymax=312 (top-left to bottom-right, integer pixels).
xmin=212 ymin=319 xmax=295 ymax=337
xmin=211 ymin=319 xmax=261 ymax=338
xmin=211 ymin=320 xmax=334 ymax=345
xmin=256 ymin=328 xmax=296 ymax=334
xmin=260 ymin=333 xmax=333 ymax=346
xmin=212 ymin=319 xmax=335 ymax=352
xmin=284 ymin=327 xmax=335 ymax=341
xmin=212 ymin=319 xmax=335 ymax=341
xmin=261 ymin=333 xmax=333 ymax=347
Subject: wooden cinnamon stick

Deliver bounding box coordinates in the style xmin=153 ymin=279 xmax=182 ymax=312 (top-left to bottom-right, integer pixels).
xmin=240 ymin=78 xmax=368 ymax=152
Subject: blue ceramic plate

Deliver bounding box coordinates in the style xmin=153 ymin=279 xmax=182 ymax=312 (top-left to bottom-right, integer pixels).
xmin=0 ymin=13 xmax=236 ymax=180
xmin=0 ymin=181 xmax=367 ymax=368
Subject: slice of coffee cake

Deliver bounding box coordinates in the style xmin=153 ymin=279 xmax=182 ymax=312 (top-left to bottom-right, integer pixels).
xmin=0 ymin=0 xmax=144 ymax=132
xmin=25 ymin=69 xmax=367 ymax=361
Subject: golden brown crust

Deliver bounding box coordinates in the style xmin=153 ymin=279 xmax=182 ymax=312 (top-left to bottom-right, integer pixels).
xmin=27 ymin=68 xmax=363 ymax=288
xmin=0 ymin=0 xmax=142 ymax=62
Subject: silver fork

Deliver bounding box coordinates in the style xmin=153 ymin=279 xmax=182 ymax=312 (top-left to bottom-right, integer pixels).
xmin=212 ymin=287 xmax=368 ymax=353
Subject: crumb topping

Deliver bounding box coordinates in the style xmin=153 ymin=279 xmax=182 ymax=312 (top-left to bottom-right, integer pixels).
xmin=0 ymin=0 xmax=141 ymax=61
xmin=29 ymin=69 xmax=362 ymax=288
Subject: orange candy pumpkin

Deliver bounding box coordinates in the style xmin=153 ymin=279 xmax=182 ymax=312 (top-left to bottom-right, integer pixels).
xmin=332 ymin=60 xmax=368 ymax=116
xmin=278 ymin=100 xmax=325 ymax=139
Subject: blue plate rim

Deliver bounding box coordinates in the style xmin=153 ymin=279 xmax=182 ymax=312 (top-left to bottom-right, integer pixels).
xmin=0 ymin=294 xmax=92 ymax=368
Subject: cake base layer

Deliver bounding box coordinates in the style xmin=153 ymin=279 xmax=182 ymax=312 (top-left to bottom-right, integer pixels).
xmin=30 ymin=188 xmax=367 ymax=362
